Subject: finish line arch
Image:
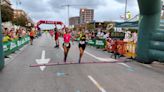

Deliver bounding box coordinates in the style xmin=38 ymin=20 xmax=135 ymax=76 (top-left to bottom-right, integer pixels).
xmin=137 ymin=0 xmax=164 ymax=63
xmin=35 ymin=20 xmax=65 ymax=29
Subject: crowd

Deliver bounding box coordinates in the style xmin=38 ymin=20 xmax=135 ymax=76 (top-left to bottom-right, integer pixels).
xmin=2 ymin=26 xmax=28 ymax=43
xmin=78 ymin=29 xmax=137 ymax=43
xmin=72 ymin=29 xmax=111 ymax=41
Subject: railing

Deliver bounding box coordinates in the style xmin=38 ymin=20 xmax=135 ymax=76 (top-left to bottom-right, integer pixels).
xmin=3 ymin=36 xmax=30 ymax=56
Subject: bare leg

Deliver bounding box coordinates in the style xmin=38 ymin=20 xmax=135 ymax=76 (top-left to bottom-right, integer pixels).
xmin=56 ymin=39 xmax=59 ymax=47
xmin=30 ymin=38 xmax=33 ymax=45
xmin=63 ymin=46 xmax=67 ymax=62
xmin=65 ymin=47 xmax=70 ymax=62
xmin=79 ymin=47 xmax=84 ymax=63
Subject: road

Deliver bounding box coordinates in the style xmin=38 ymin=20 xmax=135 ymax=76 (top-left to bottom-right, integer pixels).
xmin=0 ymin=33 xmax=164 ymax=92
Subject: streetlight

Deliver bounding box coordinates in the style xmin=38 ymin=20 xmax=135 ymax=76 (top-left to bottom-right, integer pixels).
xmin=0 ymin=0 xmax=4 ymax=70
xmin=124 ymin=0 xmax=128 ymax=21
xmin=93 ymin=20 xmax=95 ymax=28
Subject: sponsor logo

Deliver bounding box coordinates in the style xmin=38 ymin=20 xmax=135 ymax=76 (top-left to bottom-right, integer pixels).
xmin=17 ymin=41 xmax=22 ymax=46
xmin=96 ymin=40 xmax=104 ymax=46
xmin=88 ymin=40 xmax=94 ymax=44
xmin=10 ymin=42 xmax=17 ymax=50
xmin=3 ymin=45 xmax=8 ymax=51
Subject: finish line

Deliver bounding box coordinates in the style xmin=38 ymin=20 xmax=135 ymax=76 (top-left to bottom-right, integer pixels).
xmin=30 ymin=61 xmax=118 ymax=67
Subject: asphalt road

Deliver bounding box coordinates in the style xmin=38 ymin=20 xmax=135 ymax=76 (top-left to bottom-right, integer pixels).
xmin=0 ymin=33 xmax=164 ymax=92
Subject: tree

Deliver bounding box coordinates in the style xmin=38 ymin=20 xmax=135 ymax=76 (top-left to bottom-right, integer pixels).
xmin=87 ymin=23 xmax=94 ymax=31
xmin=12 ymin=16 xmax=28 ymax=27
xmin=1 ymin=5 xmax=13 ymax=22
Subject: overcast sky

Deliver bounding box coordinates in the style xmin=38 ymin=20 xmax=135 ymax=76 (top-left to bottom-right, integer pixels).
xmin=11 ymin=0 xmax=139 ymax=29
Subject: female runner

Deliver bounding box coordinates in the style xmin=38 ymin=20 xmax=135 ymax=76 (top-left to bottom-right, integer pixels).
xmin=62 ymin=28 xmax=71 ymax=62
xmin=78 ymin=30 xmax=87 ymax=63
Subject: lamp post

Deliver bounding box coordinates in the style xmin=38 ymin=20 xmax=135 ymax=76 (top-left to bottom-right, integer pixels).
xmin=93 ymin=20 xmax=96 ymax=30
xmin=0 ymin=0 xmax=4 ymax=70
xmin=124 ymin=0 xmax=128 ymax=21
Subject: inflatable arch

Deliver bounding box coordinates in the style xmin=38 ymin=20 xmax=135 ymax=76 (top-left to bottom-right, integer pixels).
xmin=137 ymin=0 xmax=164 ymax=63
xmin=36 ymin=20 xmax=65 ymax=30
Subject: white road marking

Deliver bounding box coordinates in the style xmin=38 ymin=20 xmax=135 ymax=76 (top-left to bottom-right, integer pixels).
xmin=88 ymin=75 xmax=107 ymax=92
xmin=85 ymin=51 xmax=117 ymax=62
xmin=36 ymin=50 xmax=50 ymax=71
xmin=142 ymin=64 xmax=152 ymax=68
xmin=118 ymin=63 xmax=131 ymax=68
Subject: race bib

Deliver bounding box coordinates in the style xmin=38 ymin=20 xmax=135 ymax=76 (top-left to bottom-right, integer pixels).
xmin=80 ymin=41 xmax=85 ymax=44
xmin=64 ymin=43 xmax=69 ymax=47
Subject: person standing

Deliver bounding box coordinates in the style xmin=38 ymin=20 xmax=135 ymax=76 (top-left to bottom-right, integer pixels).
xmin=29 ymin=28 xmax=35 ymax=45
xmin=54 ymin=28 xmax=60 ymax=48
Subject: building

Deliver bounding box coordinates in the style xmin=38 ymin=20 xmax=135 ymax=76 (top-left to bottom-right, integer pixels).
xmin=1 ymin=0 xmax=13 ymax=12
xmin=13 ymin=9 xmax=27 ymax=19
xmin=80 ymin=8 xmax=94 ymax=24
xmin=1 ymin=0 xmax=11 ymax=6
xmin=69 ymin=16 xmax=80 ymax=26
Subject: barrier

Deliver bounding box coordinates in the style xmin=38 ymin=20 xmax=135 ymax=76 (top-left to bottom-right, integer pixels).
xmin=117 ymin=40 xmax=126 ymax=55
xmin=87 ymin=39 xmax=95 ymax=46
xmin=3 ymin=36 xmax=30 ymax=56
xmin=87 ymin=39 xmax=106 ymax=48
xmin=124 ymin=42 xmax=136 ymax=58
xmin=105 ymin=40 xmax=136 ymax=58
xmin=95 ymin=39 xmax=106 ymax=48
xmin=105 ymin=40 xmax=113 ymax=52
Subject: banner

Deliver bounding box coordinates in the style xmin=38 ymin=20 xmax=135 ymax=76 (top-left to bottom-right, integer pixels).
xmin=110 ymin=32 xmax=125 ymax=39
xmin=3 ymin=36 xmax=30 ymax=56
xmin=115 ymin=21 xmax=138 ymax=27
xmin=87 ymin=39 xmax=106 ymax=48
xmin=87 ymin=40 xmax=95 ymax=45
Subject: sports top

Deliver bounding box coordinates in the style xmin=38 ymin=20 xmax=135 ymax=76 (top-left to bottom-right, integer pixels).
xmin=63 ymin=33 xmax=71 ymax=43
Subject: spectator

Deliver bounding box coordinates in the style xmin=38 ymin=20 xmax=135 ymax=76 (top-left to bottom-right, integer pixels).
xmin=100 ymin=31 xmax=104 ymax=38
xmin=2 ymin=27 xmax=28 ymax=43
xmin=97 ymin=30 xmax=101 ymax=37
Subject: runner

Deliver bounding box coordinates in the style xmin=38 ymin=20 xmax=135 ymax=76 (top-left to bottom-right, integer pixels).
xmin=54 ymin=28 xmax=59 ymax=48
xmin=62 ymin=28 xmax=71 ymax=63
xmin=78 ymin=30 xmax=87 ymax=63
xmin=29 ymin=28 xmax=35 ymax=45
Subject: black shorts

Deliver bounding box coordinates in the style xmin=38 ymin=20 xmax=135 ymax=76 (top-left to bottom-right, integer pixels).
xmin=30 ymin=36 xmax=34 ymax=40
xmin=78 ymin=43 xmax=86 ymax=50
xmin=63 ymin=43 xmax=71 ymax=48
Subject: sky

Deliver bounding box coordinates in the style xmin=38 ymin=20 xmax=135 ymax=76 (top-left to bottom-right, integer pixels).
xmin=11 ymin=0 xmax=139 ymax=29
